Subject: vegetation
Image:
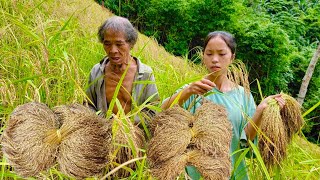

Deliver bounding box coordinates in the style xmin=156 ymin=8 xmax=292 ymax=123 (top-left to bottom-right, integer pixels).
xmin=0 ymin=0 xmax=319 ymax=179
xmin=100 ymin=0 xmax=320 ymax=143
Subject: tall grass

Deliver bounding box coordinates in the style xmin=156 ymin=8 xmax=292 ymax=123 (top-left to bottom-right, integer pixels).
xmin=0 ymin=0 xmax=319 ymax=179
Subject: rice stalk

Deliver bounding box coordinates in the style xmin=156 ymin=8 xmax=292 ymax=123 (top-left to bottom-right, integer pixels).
xmin=109 ymin=115 xmax=145 ymax=178
xmin=148 ymin=105 xmax=192 ymax=165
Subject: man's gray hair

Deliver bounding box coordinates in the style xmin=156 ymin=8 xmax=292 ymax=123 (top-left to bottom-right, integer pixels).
xmin=98 ymin=16 xmax=138 ymax=46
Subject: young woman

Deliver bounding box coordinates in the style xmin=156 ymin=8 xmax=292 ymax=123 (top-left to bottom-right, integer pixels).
xmin=161 ymin=31 xmax=285 ymax=179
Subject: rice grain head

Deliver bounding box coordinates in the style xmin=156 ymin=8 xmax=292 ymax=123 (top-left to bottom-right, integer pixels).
xmin=259 ymin=99 xmax=288 ymax=169
xmin=192 ymin=100 xmax=232 ymax=157
xmin=188 ymin=149 xmax=231 ymax=180
xmin=147 ymin=105 xmax=192 ymax=165
xmin=150 ymin=152 xmax=188 ymax=180
xmin=149 ymin=104 xmax=192 ymax=136
xmin=280 ymin=93 xmax=304 ymax=141
xmin=1 ymin=102 xmax=59 ymax=177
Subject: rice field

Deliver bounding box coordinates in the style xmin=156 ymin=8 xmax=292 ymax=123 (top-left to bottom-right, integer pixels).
xmin=0 ymin=0 xmax=319 ymax=179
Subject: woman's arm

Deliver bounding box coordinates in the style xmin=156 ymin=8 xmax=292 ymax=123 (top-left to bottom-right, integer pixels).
xmin=161 ymin=78 xmax=215 ymax=109
xmin=245 ymin=94 xmax=285 ymax=140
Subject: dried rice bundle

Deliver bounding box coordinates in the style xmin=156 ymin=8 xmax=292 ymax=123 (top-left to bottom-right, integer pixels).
xmin=1 ymin=102 xmax=59 ymax=177
xmin=192 ymin=100 xmax=232 ymax=156
xmin=148 ymin=122 xmax=191 ymax=166
xmin=280 ymin=93 xmax=304 ymax=141
xmin=149 ymin=105 xmax=192 ymax=136
xmin=150 ymin=152 xmax=188 ymax=180
xmin=148 ymin=105 xmax=192 ymax=165
xmin=109 ymin=115 xmax=145 ymax=178
xmin=53 ymin=104 xmax=112 ymax=179
xmin=188 ymin=150 xmax=231 ymax=180
xmin=148 ymin=100 xmax=231 ymax=179
xmin=259 ymin=99 xmax=288 ymax=169
xmin=2 ymin=103 xmax=112 ymax=179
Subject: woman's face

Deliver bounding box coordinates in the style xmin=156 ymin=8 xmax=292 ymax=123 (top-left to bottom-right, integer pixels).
xmin=103 ymin=29 xmax=132 ymax=65
xmin=203 ymin=36 xmax=234 ymax=75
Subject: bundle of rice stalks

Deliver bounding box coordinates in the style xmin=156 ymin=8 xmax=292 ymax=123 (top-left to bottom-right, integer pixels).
xmin=149 ymin=105 xmax=192 ymax=136
xmin=148 ymin=122 xmax=191 ymax=166
xmin=259 ymin=94 xmax=304 ymax=169
xmin=259 ymin=99 xmax=288 ymax=169
xmin=280 ymin=93 xmax=304 ymax=141
xmin=1 ymin=102 xmax=59 ymax=177
xmin=192 ymin=100 xmax=232 ymax=156
xmin=108 ymin=115 xmax=146 ymax=178
xmin=150 ymin=152 xmax=189 ymax=180
xmin=53 ymin=104 xmax=112 ymax=179
xmin=2 ymin=103 xmax=112 ymax=179
xmin=148 ymin=100 xmax=232 ymax=179
xmin=148 ymin=105 xmax=192 ymax=166
xmin=188 ymin=150 xmax=231 ymax=180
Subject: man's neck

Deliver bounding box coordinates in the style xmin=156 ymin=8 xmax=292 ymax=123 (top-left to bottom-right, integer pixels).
xmin=108 ymin=57 xmax=134 ymax=73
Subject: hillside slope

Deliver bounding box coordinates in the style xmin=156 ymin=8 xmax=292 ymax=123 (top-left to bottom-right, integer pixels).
xmin=0 ymin=0 xmax=319 ymax=179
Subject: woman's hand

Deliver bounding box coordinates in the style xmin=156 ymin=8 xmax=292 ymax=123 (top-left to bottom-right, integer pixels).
xmin=246 ymin=94 xmax=286 ymax=140
xmin=185 ymin=78 xmax=216 ymax=95
xmin=257 ymin=94 xmax=286 ymax=111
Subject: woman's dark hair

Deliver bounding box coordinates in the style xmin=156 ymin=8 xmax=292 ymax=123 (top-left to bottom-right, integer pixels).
xmin=203 ymin=31 xmax=236 ymax=54
xmin=98 ymin=16 xmax=138 ymax=46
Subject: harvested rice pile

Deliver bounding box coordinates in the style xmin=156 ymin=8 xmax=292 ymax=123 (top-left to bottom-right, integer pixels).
xmin=259 ymin=93 xmax=304 ymax=169
xmin=1 ymin=102 xmax=111 ymax=179
xmin=148 ymin=100 xmax=232 ymax=180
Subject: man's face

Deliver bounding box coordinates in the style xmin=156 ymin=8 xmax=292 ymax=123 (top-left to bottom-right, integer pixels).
xmin=103 ymin=29 xmax=132 ymax=65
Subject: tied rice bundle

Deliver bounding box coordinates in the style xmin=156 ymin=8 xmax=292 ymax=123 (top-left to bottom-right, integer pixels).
xmin=148 ymin=101 xmax=232 ymax=179
xmin=259 ymin=93 xmax=303 ymax=169
xmin=188 ymin=150 xmax=230 ymax=180
xmin=150 ymin=152 xmax=189 ymax=180
xmin=2 ymin=103 xmax=111 ymax=179
xmin=149 ymin=105 xmax=192 ymax=136
xmin=1 ymin=102 xmax=59 ymax=177
xmin=53 ymin=104 xmax=112 ymax=179
xmin=150 ymin=149 xmax=231 ymax=180
xmin=192 ymin=100 xmax=232 ymax=156
xmin=148 ymin=105 xmax=191 ymax=165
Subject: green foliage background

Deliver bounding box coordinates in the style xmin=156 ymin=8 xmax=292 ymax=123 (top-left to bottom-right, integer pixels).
xmin=99 ymin=0 xmax=320 ymax=143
